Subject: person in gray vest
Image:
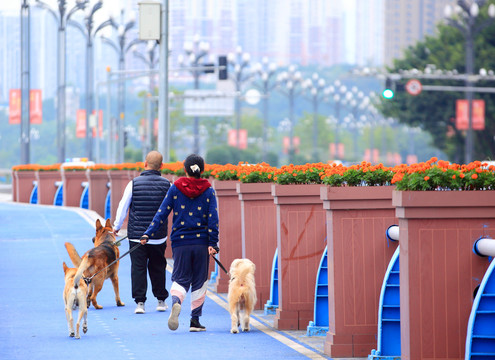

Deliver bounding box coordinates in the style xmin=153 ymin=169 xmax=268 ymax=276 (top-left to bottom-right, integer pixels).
xmin=114 ymin=151 xmax=171 ymax=314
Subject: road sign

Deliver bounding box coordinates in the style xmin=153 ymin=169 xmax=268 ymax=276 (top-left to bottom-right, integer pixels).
xmin=405 ymin=79 xmax=422 ymax=96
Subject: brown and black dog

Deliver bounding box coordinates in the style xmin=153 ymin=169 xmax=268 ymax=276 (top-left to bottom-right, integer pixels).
xmin=65 ymin=219 xmax=125 ymax=309
xmin=63 ymin=261 xmax=88 ymax=339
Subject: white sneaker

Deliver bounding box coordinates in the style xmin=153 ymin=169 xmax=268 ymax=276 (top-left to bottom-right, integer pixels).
xmin=156 ymin=300 xmax=168 ymax=312
xmin=168 ymin=303 xmax=181 ymax=330
xmin=135 ymin=302 xmax=145 ymax=314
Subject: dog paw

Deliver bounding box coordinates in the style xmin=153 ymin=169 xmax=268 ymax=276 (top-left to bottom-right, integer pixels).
xmin=83 ymin=327 xmax=88 ymax=334
xmin=230 ymin=328 xmax=239 ymax=334
xmin=69 ymin=332 xmax=75 ymax=337
xmin=75 ymin=334 xmax=80 ymax=339
xmin=242 ymin=327 xmax=250 ymax=332
xmin=117 ymin=301 xmax=125 ymax=307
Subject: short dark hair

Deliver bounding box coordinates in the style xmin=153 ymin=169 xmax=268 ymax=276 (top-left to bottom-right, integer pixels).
xmin=184 ymin=154 xmax=204 ymax=179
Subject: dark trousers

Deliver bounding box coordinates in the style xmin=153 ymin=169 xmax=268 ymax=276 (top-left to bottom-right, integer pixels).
xmin=129 ymin=241 xmax=169 ymax=303
xmin=171 ymin=244 xmax=209 ymax=317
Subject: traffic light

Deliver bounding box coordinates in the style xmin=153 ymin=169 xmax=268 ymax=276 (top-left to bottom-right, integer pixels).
xmin=382 ymin=77 xmax=394 ymax=99
xmin=218 ymin=55 xmax=228 ymax=80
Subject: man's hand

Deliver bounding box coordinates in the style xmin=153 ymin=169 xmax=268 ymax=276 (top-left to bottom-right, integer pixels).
xmin=140 ymin=235 xmax=149 ymax=245
xmin=114 ymin=228 xmax=120 ymax=236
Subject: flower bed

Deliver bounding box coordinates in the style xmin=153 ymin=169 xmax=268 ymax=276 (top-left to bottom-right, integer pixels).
xmin=12 ymin=158 xmax=495 ymax=190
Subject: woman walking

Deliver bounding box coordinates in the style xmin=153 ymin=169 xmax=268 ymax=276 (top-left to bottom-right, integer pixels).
xmin=141 ymin=154 xmax=219 ymax=332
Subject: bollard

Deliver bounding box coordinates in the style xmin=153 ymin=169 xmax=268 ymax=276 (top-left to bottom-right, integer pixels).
xmin=466 ymin=237 xmax=495 ymax=359
xmin=369 ymin=226 xmax=400 ymax=360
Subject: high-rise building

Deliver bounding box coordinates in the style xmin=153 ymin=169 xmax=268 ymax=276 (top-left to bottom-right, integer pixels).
xmin=355 ymin=0 xmax=384 ymax=66
xmin=383 ymin=0 xmax=455 ymax=65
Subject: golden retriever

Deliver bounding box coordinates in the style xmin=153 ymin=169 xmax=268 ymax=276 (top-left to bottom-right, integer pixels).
xmin=227 ymin=258 xmax=257 ymax=333
xmin=63 ymin=262 xmax=88 ymax=339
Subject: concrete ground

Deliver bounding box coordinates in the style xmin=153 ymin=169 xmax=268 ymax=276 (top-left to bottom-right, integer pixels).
xmin=0 ymin=187 xmax=366 ymax=360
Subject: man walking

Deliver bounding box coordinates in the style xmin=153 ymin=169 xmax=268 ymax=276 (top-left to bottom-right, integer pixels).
xmin=114 ymin=151 xmax=171 ymax=314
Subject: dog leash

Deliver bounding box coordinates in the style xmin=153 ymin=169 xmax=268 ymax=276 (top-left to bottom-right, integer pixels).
xmin=210 ymin=254 xmax=229 ymax=274
xmin=112 ymin=235 xmax=128 ymax=246
xmin=83 ymin=242 xmax=141 ymax=285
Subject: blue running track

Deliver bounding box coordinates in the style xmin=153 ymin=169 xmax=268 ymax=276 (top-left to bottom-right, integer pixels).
xmin=0 ymin=202 xmax=332 ymax=360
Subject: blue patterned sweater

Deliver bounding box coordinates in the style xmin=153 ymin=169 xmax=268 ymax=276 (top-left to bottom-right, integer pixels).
xmin=144 ymin=177 xmax=219 ymax=249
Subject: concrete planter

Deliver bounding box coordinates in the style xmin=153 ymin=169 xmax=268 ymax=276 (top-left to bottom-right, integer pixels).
xmin=61 ymin=170 xmax=87 ymax=207
xmin=212 ymin=180 xmax=243 ymax=293
xmin=236 ymin=182 xmax=277 ymax=310
xmin=11 ymin=170 xmax=17 ymax=202
xmin=108 ymin=170 xmax=135 ymax=222
xmin=86 ymin=170 xmax=110 ymax=217
xmin=271 ymin=183 xmax=327 ymax=330
xmin=321 ymin=186 xmax=398 ymax=358
xmin=15 ymin=171 xmax=37 ymax=203
xmin=393 ymin=190 xmax=495 ymax=360
xmin=36 ymin=171 xmax=62 ymax=205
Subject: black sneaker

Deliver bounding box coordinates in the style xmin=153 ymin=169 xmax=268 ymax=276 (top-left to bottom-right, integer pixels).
xmin=189 ymin=318 xmax=206 ymax=332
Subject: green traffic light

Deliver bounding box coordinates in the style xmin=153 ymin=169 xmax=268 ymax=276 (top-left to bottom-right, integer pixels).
xmin=382 ymin=89 xmax=394 ymax=99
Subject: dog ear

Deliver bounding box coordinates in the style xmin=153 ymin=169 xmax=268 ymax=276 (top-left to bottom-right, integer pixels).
xmin=63 ymin=261 xmax=68 ymax=273
xmin=96 ymin=219 xmax=102 ymax=230
xmin=105 ymin=218 xmax=112 ymax=229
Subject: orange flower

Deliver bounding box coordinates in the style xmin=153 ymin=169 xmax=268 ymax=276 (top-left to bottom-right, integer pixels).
xmin=472 ymin=174 xmax=478 ymax=180
xmin=424 ymin=176 xmax=430 ymax=181
xmin=460 ymin=173 xmax=465 ymax=179
xmin=452 ymin=175 xmax=456 ymax=179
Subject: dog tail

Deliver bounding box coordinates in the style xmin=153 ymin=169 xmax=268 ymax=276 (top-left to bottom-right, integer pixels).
xmin=73 ymin=256 xmax=89 ymax=290
xmin=234 ymin=261 xmax=255 ymax=283
xmin=65 ymin=242 xmax=82 ymax=267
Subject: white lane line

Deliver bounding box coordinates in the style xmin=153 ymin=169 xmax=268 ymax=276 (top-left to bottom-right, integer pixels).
xmin=206 ymin=291 xmax=328 ymax=360
xmin=166 ymin=262 xmax=326 ymax=360
xmin=93 ymin=313 xmax=134 ymax=360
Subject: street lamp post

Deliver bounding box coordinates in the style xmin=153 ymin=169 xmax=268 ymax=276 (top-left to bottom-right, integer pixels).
xmin=36 ymin=0 xmax=87 ymax=163
xmin=178 ymin=34 xmax=210 ymax=155
xmin=133 ymin=40 xmax=159 ymax=157
xmin=227 ymin=46 xmax=254 ymax=150
xmin=253 ymin=57 xmax=278 ymax=162
xmin=303 ymin=73 xmax=327 ymax=162
xmin=20 ymin=0 xmax=31 ymax=164
xmin=100 ymin=9 xmax=137 ymax=163
xmin=444 ymin=1 xmax=495 ymax=163
xmin=326 ymin=80 xmax=348 ymax=161
xmin=277 ymin=65 xmax=303 ymax=164
xmin=69 ymin=0 xmax=112 ymax=161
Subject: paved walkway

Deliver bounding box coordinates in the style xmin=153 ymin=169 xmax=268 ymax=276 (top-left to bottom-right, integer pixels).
xmin=0 ymin=196 xmax=356 ymax=360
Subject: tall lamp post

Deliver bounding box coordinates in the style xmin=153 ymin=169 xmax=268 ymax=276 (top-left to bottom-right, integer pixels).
xmin=444 ymin=1 xmax=495 ymax=163
xmin=133 ymin=40 xmax=159 ymax=157
xmin=20 ymin=0 xmax=31 ymax=164
xmin=227 ymin=46 xmax=254 ymax=149
xmin=69 ymin=0 xmax=112 ymax=161
xmin=253 ymin=57 xmax=277 ymax=162
xmin=36 ymin=0 xmax=87 ymax=163
xmin=326 ymin=80 xmax=348 ymax=161
xmin=178 ymin=34 xmax=210 ymax=155
xmin=303 ymin=73 xmax=327 ymax=162
xmin=100 ymin=9 xmax=137 ymax=163
xmin=277 ymin=66 xmax=304 ymax=164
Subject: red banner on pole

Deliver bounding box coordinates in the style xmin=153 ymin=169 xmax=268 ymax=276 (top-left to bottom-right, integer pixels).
xmin=456 ymin=99 xmax=485 ymax=130
xmin=9 ymin=89 xmax=21 ymax=124
xmin=76 ymin=109 xmax=86 ymax=138
xmin=228 ymin=129 xmax=248 ymax=149
xmin=91 ymin=110 xmax=103 ymax=138
xmin=282 ymin=136 xmax=300 ymax=154
xmin=29 ymin=89 xmax=42 ymax=124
